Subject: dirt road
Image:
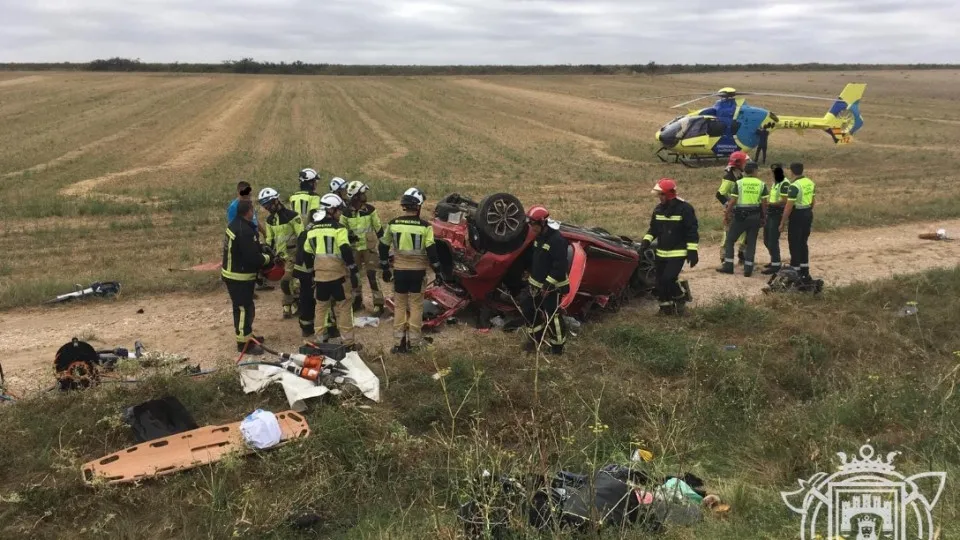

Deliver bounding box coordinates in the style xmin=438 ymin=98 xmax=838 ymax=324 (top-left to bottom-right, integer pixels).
xmin=2 ymin=218 xmax=958 ymax=398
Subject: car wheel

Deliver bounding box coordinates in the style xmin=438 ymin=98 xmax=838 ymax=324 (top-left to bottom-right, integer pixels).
xmin=476 ymin=192 xmax=525 ymax=246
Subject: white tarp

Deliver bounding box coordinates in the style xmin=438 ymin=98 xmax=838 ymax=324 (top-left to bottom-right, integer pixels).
xmin=238 ymin=352 xmax=380 ymax=412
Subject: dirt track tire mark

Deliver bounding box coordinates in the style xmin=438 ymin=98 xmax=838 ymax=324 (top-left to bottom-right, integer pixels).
xmin=2 ymin=78 xmax=217 ymax=180
xmin=0 ymin=75 xmax=46 ymax=88
xmin=685 ymin=218 xmax=960 ymax=307
xmin=332 ymin=85 xmax=409 ymax=181
xmin=58 ymin=81 xmax=274 ymax=203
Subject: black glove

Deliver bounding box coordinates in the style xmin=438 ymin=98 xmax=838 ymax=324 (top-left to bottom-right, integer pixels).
xmin=380 ymin=261 xmax=392 ymax=283
xmin=260 ymin=244 xmax=276 ymax=259
xmin=349 ymin=269 xmax=359 ymax=289
xmin=686 ymin=250 xmax=698 ymax=268
xmin=348 ymin=232 xmax=359 ymax=244
xmin=640 ymin=239 xmax=651 ymax=252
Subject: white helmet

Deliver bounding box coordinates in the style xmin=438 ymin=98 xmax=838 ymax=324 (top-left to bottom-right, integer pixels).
xmin=346 ymin=180 xmax=368 ymax=199
xmin=257 ymin=187 xmax=279 ymax=206
xmin=330 ymin=177 xmax=347 ymax=193
xmin=320 ymin=193 xmax=344 ymax=212
xmin=401 ymin=187 xmax=424 ymax=208
xmin=299 ymin=168 xmax=318 ymax=187
xmin=311 ymin=210 xmax=325 ymax=224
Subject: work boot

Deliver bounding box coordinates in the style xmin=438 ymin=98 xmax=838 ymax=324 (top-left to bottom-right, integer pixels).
xmin=744 ymin=267 xmax=754 ymax=278
xmin=391 ymin=336 xmax=409 ymax=354
xmin=300 ymin=326 xmax=314 ymax=338
xmin=761 ymin=265 xmax=781 ymax=275
xmin=353 ymin=296 xmax=364 ymax=312
xmin=657 ymin=303 xmax=676 ymax=316
xmin=716 ymin=263 xmax=734 ymax=274
xmin=282 ymin=305 xmax=293 ymax=320
xmin=237 ymin=341 xmax=264 ymax=355
xmin=680 ymin=280 xmax=693 ymax=302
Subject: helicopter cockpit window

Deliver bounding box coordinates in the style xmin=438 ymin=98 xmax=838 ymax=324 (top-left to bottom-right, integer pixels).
xmin=677 ymin=117 xmax=709 ymax=138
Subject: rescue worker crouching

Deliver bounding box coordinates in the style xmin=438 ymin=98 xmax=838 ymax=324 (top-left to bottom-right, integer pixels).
xmin=717 ymin=161 xmax=769 ymax=277
xmin=304 ymin=194 xmax=363 ymax=352
xmin=259 ymin=187 xmax=304 ymax=319
xmin=343 ymin=180 xmax=386 ymax=316
xmin=717 ymin=151 xmax=748 ymax=265
xmin=378 ymin=188 xmax=443 ymax=354
xmin=641 ymin=178 xmax=699 ymax=316
xmin=521 ymin=206 xmax=570 ymax=354
xmin=221 ymin=199 xmax=273 ymax=355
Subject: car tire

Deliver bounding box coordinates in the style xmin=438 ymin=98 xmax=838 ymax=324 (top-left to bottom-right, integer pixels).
xmin=475 ymin=192 xmax=526 ymax=248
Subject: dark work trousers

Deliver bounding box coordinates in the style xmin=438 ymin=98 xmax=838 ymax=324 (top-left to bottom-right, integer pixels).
xmin=788 ymin=209 xmax=814 ymax=276
xmin=763 ymin=210 xmax=784 ymax=267
xmin=296 ymin=274 xmax=315 ymax=335
xmin=521 ymin=286 xmax=567 ymax=351
xmin=724 ymin=211 xmax=762 ymax=271
xmin=224 ymin=278 xmax=256 ymax=343
xmin=654 ymin=257 xmax=686 ymax=305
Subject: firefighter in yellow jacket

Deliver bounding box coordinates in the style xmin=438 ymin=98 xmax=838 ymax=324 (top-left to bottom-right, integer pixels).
xmin=258 ymin=187 xmax=304 ymax=318
xmin=343 ymin=180 xmax=385 ymax=315
xmin=304 ymin=193 xmax=362 ymax=352
xmin=378 ymin=188 xmax=443 ymax=354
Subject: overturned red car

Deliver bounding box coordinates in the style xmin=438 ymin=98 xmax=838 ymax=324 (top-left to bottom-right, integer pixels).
xmin=396 ymin=192 xmax=657 ymax=329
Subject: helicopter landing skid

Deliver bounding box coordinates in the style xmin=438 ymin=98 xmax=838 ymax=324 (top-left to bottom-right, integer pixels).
xmin=655 ymin=147 xmax=728 ymax=168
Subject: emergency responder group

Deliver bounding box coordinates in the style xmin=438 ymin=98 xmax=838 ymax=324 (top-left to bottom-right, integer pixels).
xmin=223 ymin=157 xmax=815 ymax=354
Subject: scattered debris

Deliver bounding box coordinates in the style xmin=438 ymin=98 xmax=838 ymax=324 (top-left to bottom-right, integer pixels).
xmin=123 ymin=396 xmax=198 ymax=443
xmin=137 ymin=308 xmax=144 ymax=314
xmin=240 ymin=409 xmax=283 ymax=449
xmin=897 ymin=301 xmax=919 ymax=317
xmin=353 ymin=316 xmax=380 ymax=328
xmin=762 ymin=267 xmax=824 ymax=294
xmin=919 ymin=229 xmax=951 ymax=241
xmin=81 ymin=410 xmax=310 ymax=485
xmin=46 ymin=281 xmax=121 ymax=304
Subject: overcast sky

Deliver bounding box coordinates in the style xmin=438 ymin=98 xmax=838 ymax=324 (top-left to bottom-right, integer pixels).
xmin=3 ymin=0 xmax=958 ymax=64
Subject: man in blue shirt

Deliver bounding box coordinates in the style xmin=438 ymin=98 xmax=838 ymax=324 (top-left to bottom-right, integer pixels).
xmin=227 ymin=181 xmax=259 ymax=235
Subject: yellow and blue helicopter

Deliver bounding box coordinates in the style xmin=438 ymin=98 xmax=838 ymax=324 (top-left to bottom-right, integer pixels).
xmin=652 ymin=83 xmax=866 ymax=167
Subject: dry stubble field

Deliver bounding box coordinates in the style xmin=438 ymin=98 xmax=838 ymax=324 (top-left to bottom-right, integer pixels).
xmin=2 ymin=69 xmax=960 ymax=392
xmin=3 ymin=70 xmax=960 ymax=538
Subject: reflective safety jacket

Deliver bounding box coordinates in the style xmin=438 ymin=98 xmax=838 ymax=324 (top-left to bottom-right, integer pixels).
xmin=293 ymin=221 xmax=314 ymax=279
xmin=643 ymin=198 xmax=699 ymax=259
xmin=788 ymin=176 xmax=816 ymax=210
xmin=288 ymin=191 xmax=321 ymax=224
xmin=342 ymin=203 xmax=383 ymax=251
xmin=528 ymin=226 xmax=570 ymax=293
xmin=221 ymin=216 xmax=270 ymax=281
xmin=769 ymin=178 xmax=792 ymax=210
xmin=264 ymin=206 xmax=303 ymax=260
xmin=378 ymin=215 xmax=439 ymax=271
xmin=729 ymin=176 xmax=770 ymax=212
xmin=716 ymin=167 xmax=743 ymax=205
xmin=303 ymin=217 xmax=356 ymax=282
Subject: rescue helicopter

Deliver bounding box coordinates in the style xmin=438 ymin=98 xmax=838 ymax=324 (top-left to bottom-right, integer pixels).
xmin=651 ymin=83 xmax=866 ymax=167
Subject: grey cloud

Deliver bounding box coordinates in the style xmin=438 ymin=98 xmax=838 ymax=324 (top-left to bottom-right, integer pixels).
xmin=0 ymin=0 xmax=958 ymax=63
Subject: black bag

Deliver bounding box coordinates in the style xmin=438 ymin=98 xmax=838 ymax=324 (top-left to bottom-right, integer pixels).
xmin=123 ymin=395 xmax=198 ymax=443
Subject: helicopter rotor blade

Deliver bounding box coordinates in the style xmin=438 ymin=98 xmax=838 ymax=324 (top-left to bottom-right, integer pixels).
xmin=670 ymin=95 xmax=716 ymax=109
xmin=735 ymin=92 xmax=836 ymax=102
xmin=634 ymin=92 xmax=714 ymax=103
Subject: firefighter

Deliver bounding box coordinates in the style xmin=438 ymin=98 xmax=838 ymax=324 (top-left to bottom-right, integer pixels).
xmin=641 ymin=178 xmax=699 ymax=315
xmin=221 ymin=199 xmax=273 ymax=355
xmin=289 ymin=168 xmax=322 ymax=224
xmin=521 ymin=206 xmax=570 ymax=354
xmin=258 ymin=188 xmax=304 ymax=319
xmin=293 ymin=210 xmax=319 ymax=337
xmin=378 ymin=188 xmax=443 ymax=354
xmin=304 ymin=194 xmax=362 ymax=352
xmin=762 ymin=163 xmax=791 ymax=275
xmin=330 ymin=176 xmax=348 ymax=200
xmin=343 ymin=180 xmax=386 ymax=315
xmin=780 ymin=162 xmax=816 ymax=278
xmin=717 ymin=151 xmax=748 ymax=265
xmin=717 ymin=161 xmax=769 ymax=277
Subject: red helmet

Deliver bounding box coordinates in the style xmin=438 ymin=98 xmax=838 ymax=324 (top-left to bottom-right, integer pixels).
xmin=652 ymin=178 xmax=677 ymax=199
xmin=728 ymin=151 xmax=749 ymax=169
xmin=526 ymin=205 xmax=550 ymax=223
xmin=262 ymin=261 xmax=285 ymax=281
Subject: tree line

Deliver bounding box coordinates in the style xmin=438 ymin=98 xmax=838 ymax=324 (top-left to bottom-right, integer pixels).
xmin=0 ymin=58 xmax=956 ymax=75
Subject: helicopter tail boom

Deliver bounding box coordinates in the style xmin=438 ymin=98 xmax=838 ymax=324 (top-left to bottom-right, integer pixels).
xmin=770 ymin=83 xmax=866 ymax=144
